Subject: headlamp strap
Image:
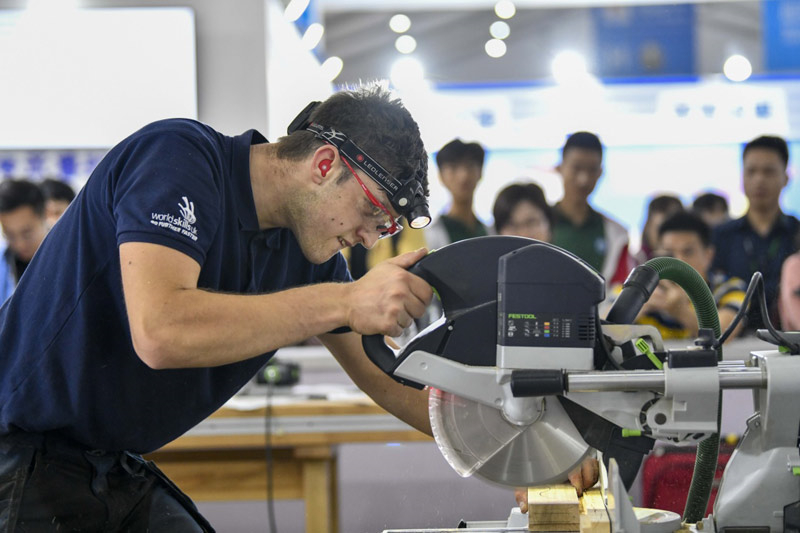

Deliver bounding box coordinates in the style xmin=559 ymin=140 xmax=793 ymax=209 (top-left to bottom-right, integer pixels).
xmin=287 ymin=102 xmax=430 ymax=225
xmin=305 ymin=123 xmax=405 ymax=197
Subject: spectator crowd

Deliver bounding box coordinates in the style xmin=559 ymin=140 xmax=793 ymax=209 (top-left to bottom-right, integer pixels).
xmin=2 ymin=134 xmax=798 ymax=340
xmin=344 ymin=132 xmax=799 ymax=341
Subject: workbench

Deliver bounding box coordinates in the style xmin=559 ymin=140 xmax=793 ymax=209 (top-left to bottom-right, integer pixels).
xmin=145 ymin=392 xmax=430 ymax=533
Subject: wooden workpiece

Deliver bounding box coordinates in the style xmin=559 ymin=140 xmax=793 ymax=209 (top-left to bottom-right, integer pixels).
xmin=528 ymin=485 xmax=580 ymax=531
xmin=528 ymin=486 xmax=610 ymax=533
xmin=579 ymin=490 xmax=611 ymax=533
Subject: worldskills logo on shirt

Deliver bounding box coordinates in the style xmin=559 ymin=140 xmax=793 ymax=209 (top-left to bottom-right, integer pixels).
xmin=150 ymin=196 xmax=199 ymax=241
xmin=178 ymin=196 xmax=196 ymax=224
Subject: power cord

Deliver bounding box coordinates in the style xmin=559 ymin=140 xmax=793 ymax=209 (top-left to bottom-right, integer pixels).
xmin=265 ymin=381 xmax=278 ymax=533
xmin=714 ymin=272 xmax=800 ymax=353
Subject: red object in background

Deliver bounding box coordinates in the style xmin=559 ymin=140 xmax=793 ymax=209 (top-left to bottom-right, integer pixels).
xmin=641 ymin=447 xmax=733 ymax=515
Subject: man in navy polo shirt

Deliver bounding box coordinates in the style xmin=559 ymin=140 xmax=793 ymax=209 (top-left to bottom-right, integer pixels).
xmin=0 ymin=86 xmax=436 ymax=531
xmin=711 ymin=135 xmax=800 ymax=333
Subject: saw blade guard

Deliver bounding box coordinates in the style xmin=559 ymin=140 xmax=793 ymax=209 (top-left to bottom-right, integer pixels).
xmin=429 ymin=388 xmax=591 ymax=487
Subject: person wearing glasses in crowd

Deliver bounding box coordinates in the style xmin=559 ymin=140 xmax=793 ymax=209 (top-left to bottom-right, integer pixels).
xmin=0 ymin=86 xmax=446 ymax=532
xmin=0 ymin=179 xmax=49 ymax=302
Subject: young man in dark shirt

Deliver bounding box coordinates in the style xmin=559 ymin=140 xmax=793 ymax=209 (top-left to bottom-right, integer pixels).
xmin=425 ymin=139 xmax=488 ymax=249
xmin=0 ymin=86 xmax=598 ymax=531
xmin=711 ymin=135 xmax=800 ymax=332
xmin=550 ymin=132 xmax=635 ymax=287
xmin=0 ymin=86 xmax=436 ymax=531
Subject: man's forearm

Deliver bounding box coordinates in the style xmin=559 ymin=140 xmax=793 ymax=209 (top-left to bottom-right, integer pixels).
xmin=132 ymin=283 xmax=351 ymax=369
xmin=359 ymin=372 xmax=432 ymax=436
xmin=321 ymin=332 xmax=433 ymax=436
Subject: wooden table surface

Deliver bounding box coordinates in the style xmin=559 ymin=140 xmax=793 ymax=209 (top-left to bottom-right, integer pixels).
xmin=147 ymin=396 xmax=432 ymax=533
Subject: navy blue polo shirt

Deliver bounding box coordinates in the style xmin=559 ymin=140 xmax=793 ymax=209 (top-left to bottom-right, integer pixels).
xmin=711 ymin=212 xmax=799 ymax=329
xmin=0 ymin=119 xmax=351 ymax=453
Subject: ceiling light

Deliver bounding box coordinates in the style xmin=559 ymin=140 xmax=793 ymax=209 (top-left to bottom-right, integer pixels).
xmin=494 ymin=0 xmax=516 ymax=20
xmin=301 ymin=23 xmax=324 ymax=50
xmin=389 ymin=14 xmax=411 ymax=33
xmin=723 ymin=54 xmax=752 ymax=82
xmin=284 ymin=0 xmax=310 ymax=23
xmin=390 ymin=56 xmax=425 ymax=89
xmin=552 ymin=50 xmax=588 ymax=84
xmin=485 ymin=38 xmax=507 ymax=58
xmin=321 ymin=56 xmax=343 ymax=82
xmin=490 ymin=21 xmax=510 ymax=40
xmin=395 ymin=35 xmax=417 ymax=54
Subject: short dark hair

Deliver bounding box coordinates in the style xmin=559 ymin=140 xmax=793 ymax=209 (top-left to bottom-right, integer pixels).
xmin=493 ymin=182 xmax=553 ymax=234
xmin=562 ymin=131 xmax=603 ymax=160
xmin=658 ymin=211 xmax=712 ymax=248
xmin=692 ymin=192 xmax=728 ymax=213
xmin=0 ymin=179 xmax=45 ymax=216
xmin=40 ymin=178 xmax=76 ymax=204
xmin=277 ymin=84 xmax=429 ymax=197
xmin=435 ymin=139 xmax=485 ymax=171
xmin=743 ymin=135 xmax=789 ymax=168
xmin=647 ymin=194 xmax=684 ymax=217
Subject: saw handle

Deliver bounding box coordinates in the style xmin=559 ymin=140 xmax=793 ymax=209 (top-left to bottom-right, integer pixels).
xmin=510 ymin=369 xmax=566 ymax=397
xmin=361 ymin=259 xmax=435 ymax=389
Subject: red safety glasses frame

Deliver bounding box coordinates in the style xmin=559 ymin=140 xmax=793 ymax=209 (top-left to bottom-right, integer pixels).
xmin=340 ymin=156 xmax=403 ymax=238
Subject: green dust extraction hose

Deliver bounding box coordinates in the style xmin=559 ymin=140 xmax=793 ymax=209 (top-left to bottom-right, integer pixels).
xmin=643 ymin=257 xmax=723 ymax=523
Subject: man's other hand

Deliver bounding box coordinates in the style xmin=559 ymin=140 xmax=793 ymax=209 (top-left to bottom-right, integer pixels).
xmin=514 ymin=457 xmax=600 ymax=513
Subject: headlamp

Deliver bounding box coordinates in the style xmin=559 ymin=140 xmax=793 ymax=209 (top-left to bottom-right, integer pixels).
xmin=287 ymin=101 xmax=431 ymax=229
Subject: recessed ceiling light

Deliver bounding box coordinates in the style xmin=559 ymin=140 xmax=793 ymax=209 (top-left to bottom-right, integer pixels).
xmin=395 ymin=35 xmax=417 ymax=54
xmin=321 ymin=56 xmax=343 ymax=82
xmin=301 ymin=23 xmax=324 ymax=50
xmin=390 ymin=56 xmax=425 ymax=89
xmin=485 ymin=38 xmax=507 ymax=58
xmin=284 ymin=0 xmax=310 ymax=23
xmin=389 ymin=14 xmax=411 ymax=33
xmin=495 ymin=0 xmax=516 ymax=20
xmin=723 ymin=54 xmax=752 ymax=82
xmin=552 ymin=50 xmax=588 ymax=84
xmin=490 ymin=21 xmax=510 ymax=40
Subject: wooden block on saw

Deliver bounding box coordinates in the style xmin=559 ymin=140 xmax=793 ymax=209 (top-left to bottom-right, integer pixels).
xmin=579 ymin=489 xmax=610 ymax=533
xmin=528 ymin=485 xmax=580 ymax=532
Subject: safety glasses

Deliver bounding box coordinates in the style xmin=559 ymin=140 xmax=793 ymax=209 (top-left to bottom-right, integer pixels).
xmin=340 ymin=156 xmax=403 ymax=238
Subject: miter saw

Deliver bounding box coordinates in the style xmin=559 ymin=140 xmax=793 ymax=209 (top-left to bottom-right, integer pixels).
xmin=362 ymin=236 xmax=800 ymax=533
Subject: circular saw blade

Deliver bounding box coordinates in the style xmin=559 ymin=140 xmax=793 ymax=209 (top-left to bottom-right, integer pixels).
xmin=429 ymin=388 xmax=590 ymax=487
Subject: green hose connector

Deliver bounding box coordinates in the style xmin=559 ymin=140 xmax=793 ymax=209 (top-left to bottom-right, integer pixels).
xmin=644 ymin=257 xmax=722 ymax=523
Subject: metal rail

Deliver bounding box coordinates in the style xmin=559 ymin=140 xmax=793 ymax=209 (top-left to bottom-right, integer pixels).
xmin=565 ymin=365 xmax=765 ymax=392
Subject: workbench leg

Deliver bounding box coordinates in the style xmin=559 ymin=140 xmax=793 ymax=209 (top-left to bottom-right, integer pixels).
xmin=297 ymin=446 xmax=337 ymax=533
xmin=330 ymin=454 xmax=339 ymax=533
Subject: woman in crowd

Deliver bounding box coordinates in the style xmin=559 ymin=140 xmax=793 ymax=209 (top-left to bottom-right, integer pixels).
xmin=638 ymin=194 xmax=684 ymax=261
xmin=492 ymin=182 xmax=553 ymax=242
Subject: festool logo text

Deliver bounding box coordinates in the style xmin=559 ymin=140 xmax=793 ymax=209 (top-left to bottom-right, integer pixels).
xmin=508 ymin=313 xmax=537 ymax=319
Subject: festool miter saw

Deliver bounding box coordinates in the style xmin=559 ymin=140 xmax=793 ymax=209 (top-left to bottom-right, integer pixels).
xmin=362 ymin=236 xmax=800 ymax=533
